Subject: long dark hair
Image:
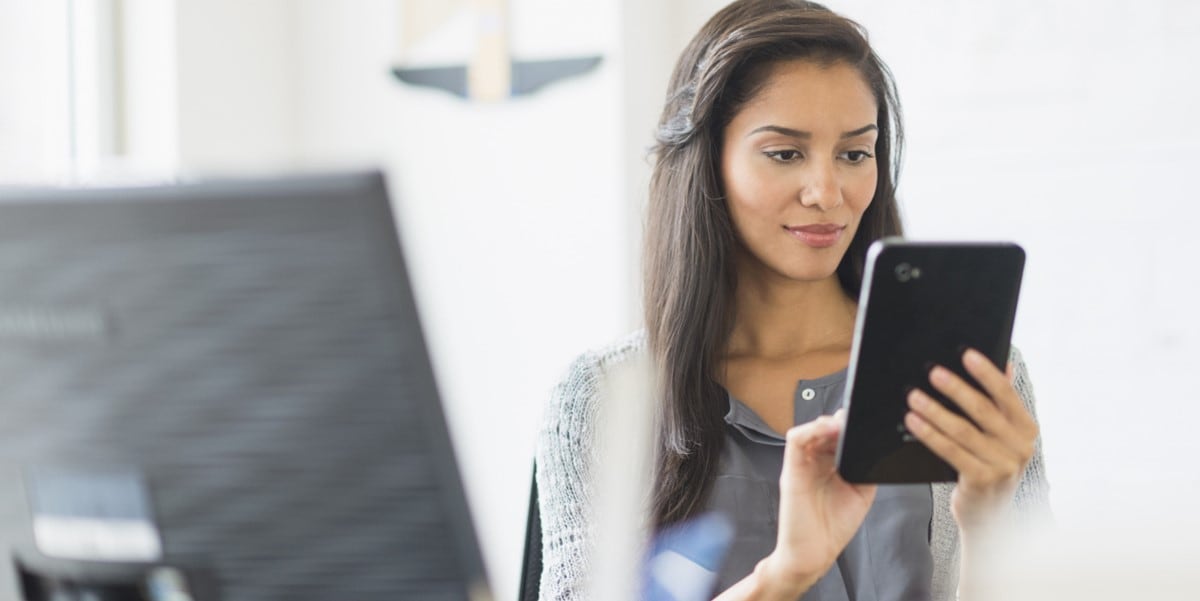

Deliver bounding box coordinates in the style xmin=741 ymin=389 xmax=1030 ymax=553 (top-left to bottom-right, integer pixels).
xmin=644 ymin=0 xmax=905 ymax=528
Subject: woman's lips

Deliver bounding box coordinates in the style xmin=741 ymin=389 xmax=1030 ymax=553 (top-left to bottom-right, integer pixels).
xmin=784 ymin=224 xmax=845 ymax=248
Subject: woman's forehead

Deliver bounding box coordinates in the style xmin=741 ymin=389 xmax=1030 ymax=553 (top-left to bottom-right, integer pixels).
xmin=733 ymin=59 xmax=878 ymax=132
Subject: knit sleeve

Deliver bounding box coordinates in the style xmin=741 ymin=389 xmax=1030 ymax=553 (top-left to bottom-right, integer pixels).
xmin=535 ymin=351 xmax=604 ymax=601
xmin=1009 ymin=347 xmax=1052 ymax=518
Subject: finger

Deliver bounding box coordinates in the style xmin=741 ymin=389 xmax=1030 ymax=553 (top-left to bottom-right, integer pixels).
xmin=904 ymin=411 xmax=993 ymax=477
xmin=808 ymin=415 xmax=843 ymax=455
xmin=913 ymin=378 xmax=1035 ymax=469
xmin=813 ymin=410 xmax=848 ymax=452
xmin=786 ymin=416 xmax=841 ymax=461
xmin=907 ymin=388 xmax=1023 ymax=469
xmin=962 ymin=348 xmax=1035 ymax=432
xmin=784 ymin=420 xmax=822 ymax=454
xmin=782 ymin=426 xmax=839 ymax=486
xmin=936 ymin=355 xmax=1038 ymax=457
xmin=832 ymin=407 xmax=847 ymax=425
xmin=927 ymin=365 xmax=1018 ymax=444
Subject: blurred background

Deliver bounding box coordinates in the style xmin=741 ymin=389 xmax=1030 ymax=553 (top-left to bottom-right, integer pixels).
xmin=3 ymin=0 xmax=1200 ymax=598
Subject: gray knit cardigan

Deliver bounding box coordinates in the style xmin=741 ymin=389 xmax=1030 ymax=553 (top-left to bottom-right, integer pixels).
xmin=535 ymin=330 xmax=1050 ymax=600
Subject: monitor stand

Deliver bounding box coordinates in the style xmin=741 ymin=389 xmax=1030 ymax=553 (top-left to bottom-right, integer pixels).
xmin=14 ymin=549 xmax=216 ymax=601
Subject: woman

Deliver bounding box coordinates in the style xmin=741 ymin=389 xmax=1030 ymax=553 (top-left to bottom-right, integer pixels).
xmin=536 ymin=1 xmax=1049 ymax=599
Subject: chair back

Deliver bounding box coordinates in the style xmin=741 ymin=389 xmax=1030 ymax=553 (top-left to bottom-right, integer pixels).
xmin=518 ymin=466 xmax=542 ymax=601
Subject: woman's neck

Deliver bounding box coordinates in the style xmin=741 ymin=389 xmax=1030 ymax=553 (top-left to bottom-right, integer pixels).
xmin=726 ymin=261 xmax=858 ymax=361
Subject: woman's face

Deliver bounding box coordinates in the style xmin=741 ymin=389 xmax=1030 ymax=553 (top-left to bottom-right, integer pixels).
xmin=721 ymin=59 xmax=879 ymax=285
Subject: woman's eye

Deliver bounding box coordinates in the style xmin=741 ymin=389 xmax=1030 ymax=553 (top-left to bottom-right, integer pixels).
xmin=841 ymin=150 xmax=875 ymax=164
xmin=766 ymin=150 xmax=801 ymax=163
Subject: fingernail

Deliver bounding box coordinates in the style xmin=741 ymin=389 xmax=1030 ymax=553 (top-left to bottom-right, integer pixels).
xmin=930 ymin=366 xmax=951 ymax=385
xmin=964 ymin=348 xmax=986 ymax=368
xmin=907 ymin=388 xmax=926 ymax=409
xmin=905 ymin=412 xmax=925 ymax=433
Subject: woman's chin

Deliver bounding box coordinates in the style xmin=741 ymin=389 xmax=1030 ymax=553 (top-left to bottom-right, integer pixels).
xmin=770 ymin=263 xmax=843 ymax=285
xmin=735 ymin=244 xmax=848 ymax=286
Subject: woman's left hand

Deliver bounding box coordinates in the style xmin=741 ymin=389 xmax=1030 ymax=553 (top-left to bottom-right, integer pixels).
xmin=903 ymin=348 xmax=1039 ymax=538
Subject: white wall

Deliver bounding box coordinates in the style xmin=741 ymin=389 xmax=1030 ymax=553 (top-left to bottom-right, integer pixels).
xmin=121 ymin=0 xmax=180 ymax=178
xmin=0 ymin=1 xmax=71 ymax=184
xmin=174 ymin=0 xmax=298 ymax=174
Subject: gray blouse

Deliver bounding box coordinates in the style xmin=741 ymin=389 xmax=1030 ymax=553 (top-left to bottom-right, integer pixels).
xmin=707 ymin=369 xmax=934 ymax=600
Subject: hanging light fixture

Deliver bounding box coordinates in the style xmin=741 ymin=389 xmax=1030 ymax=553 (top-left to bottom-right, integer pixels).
xmin=391 ymin=0 xmax=602 ymax=101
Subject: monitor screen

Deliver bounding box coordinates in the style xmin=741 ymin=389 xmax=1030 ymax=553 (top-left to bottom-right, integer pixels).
xmin=0 ymin=172 xmax=490 ymax=601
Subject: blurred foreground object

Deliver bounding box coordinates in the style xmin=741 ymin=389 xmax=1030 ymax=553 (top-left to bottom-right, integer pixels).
xmin=587 ymin=350 xmax=657 ymax=600
xmin=976 ymin=522 xmax=1200 ymax=600
xmin=642 ymin=513 xmax=733 ymax=601
xmin=0 ymin=171 xmax=492 ymax=600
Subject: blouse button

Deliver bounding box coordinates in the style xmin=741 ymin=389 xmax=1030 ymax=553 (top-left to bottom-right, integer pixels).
xmin=800 ymin=388 xmax=816 ymax=401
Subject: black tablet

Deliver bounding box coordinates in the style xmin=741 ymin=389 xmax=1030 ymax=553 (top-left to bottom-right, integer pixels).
xmin=835 ymin=239 xmax=1025 ymax=484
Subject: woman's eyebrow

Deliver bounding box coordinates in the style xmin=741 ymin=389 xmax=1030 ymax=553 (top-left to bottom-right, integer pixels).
xmin=745 ymin=123 xmax=878 ymax=139
xmin=841 ymin=124 xmax=878 ymax=138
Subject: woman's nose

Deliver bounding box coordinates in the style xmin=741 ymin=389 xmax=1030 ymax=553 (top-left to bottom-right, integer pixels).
xmin=798 ymin=159 xmax=842 ymax=210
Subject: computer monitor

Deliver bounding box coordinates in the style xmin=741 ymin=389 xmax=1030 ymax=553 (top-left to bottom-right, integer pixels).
xmin=0 ymin=172 xmax=491 ymax=600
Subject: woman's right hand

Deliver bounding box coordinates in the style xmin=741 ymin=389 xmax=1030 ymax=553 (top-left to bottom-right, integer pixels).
xmin=716 ymin=412 xmax=876 ymax=599
xmin=741 ymin=412 xmax=877 ymax=598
